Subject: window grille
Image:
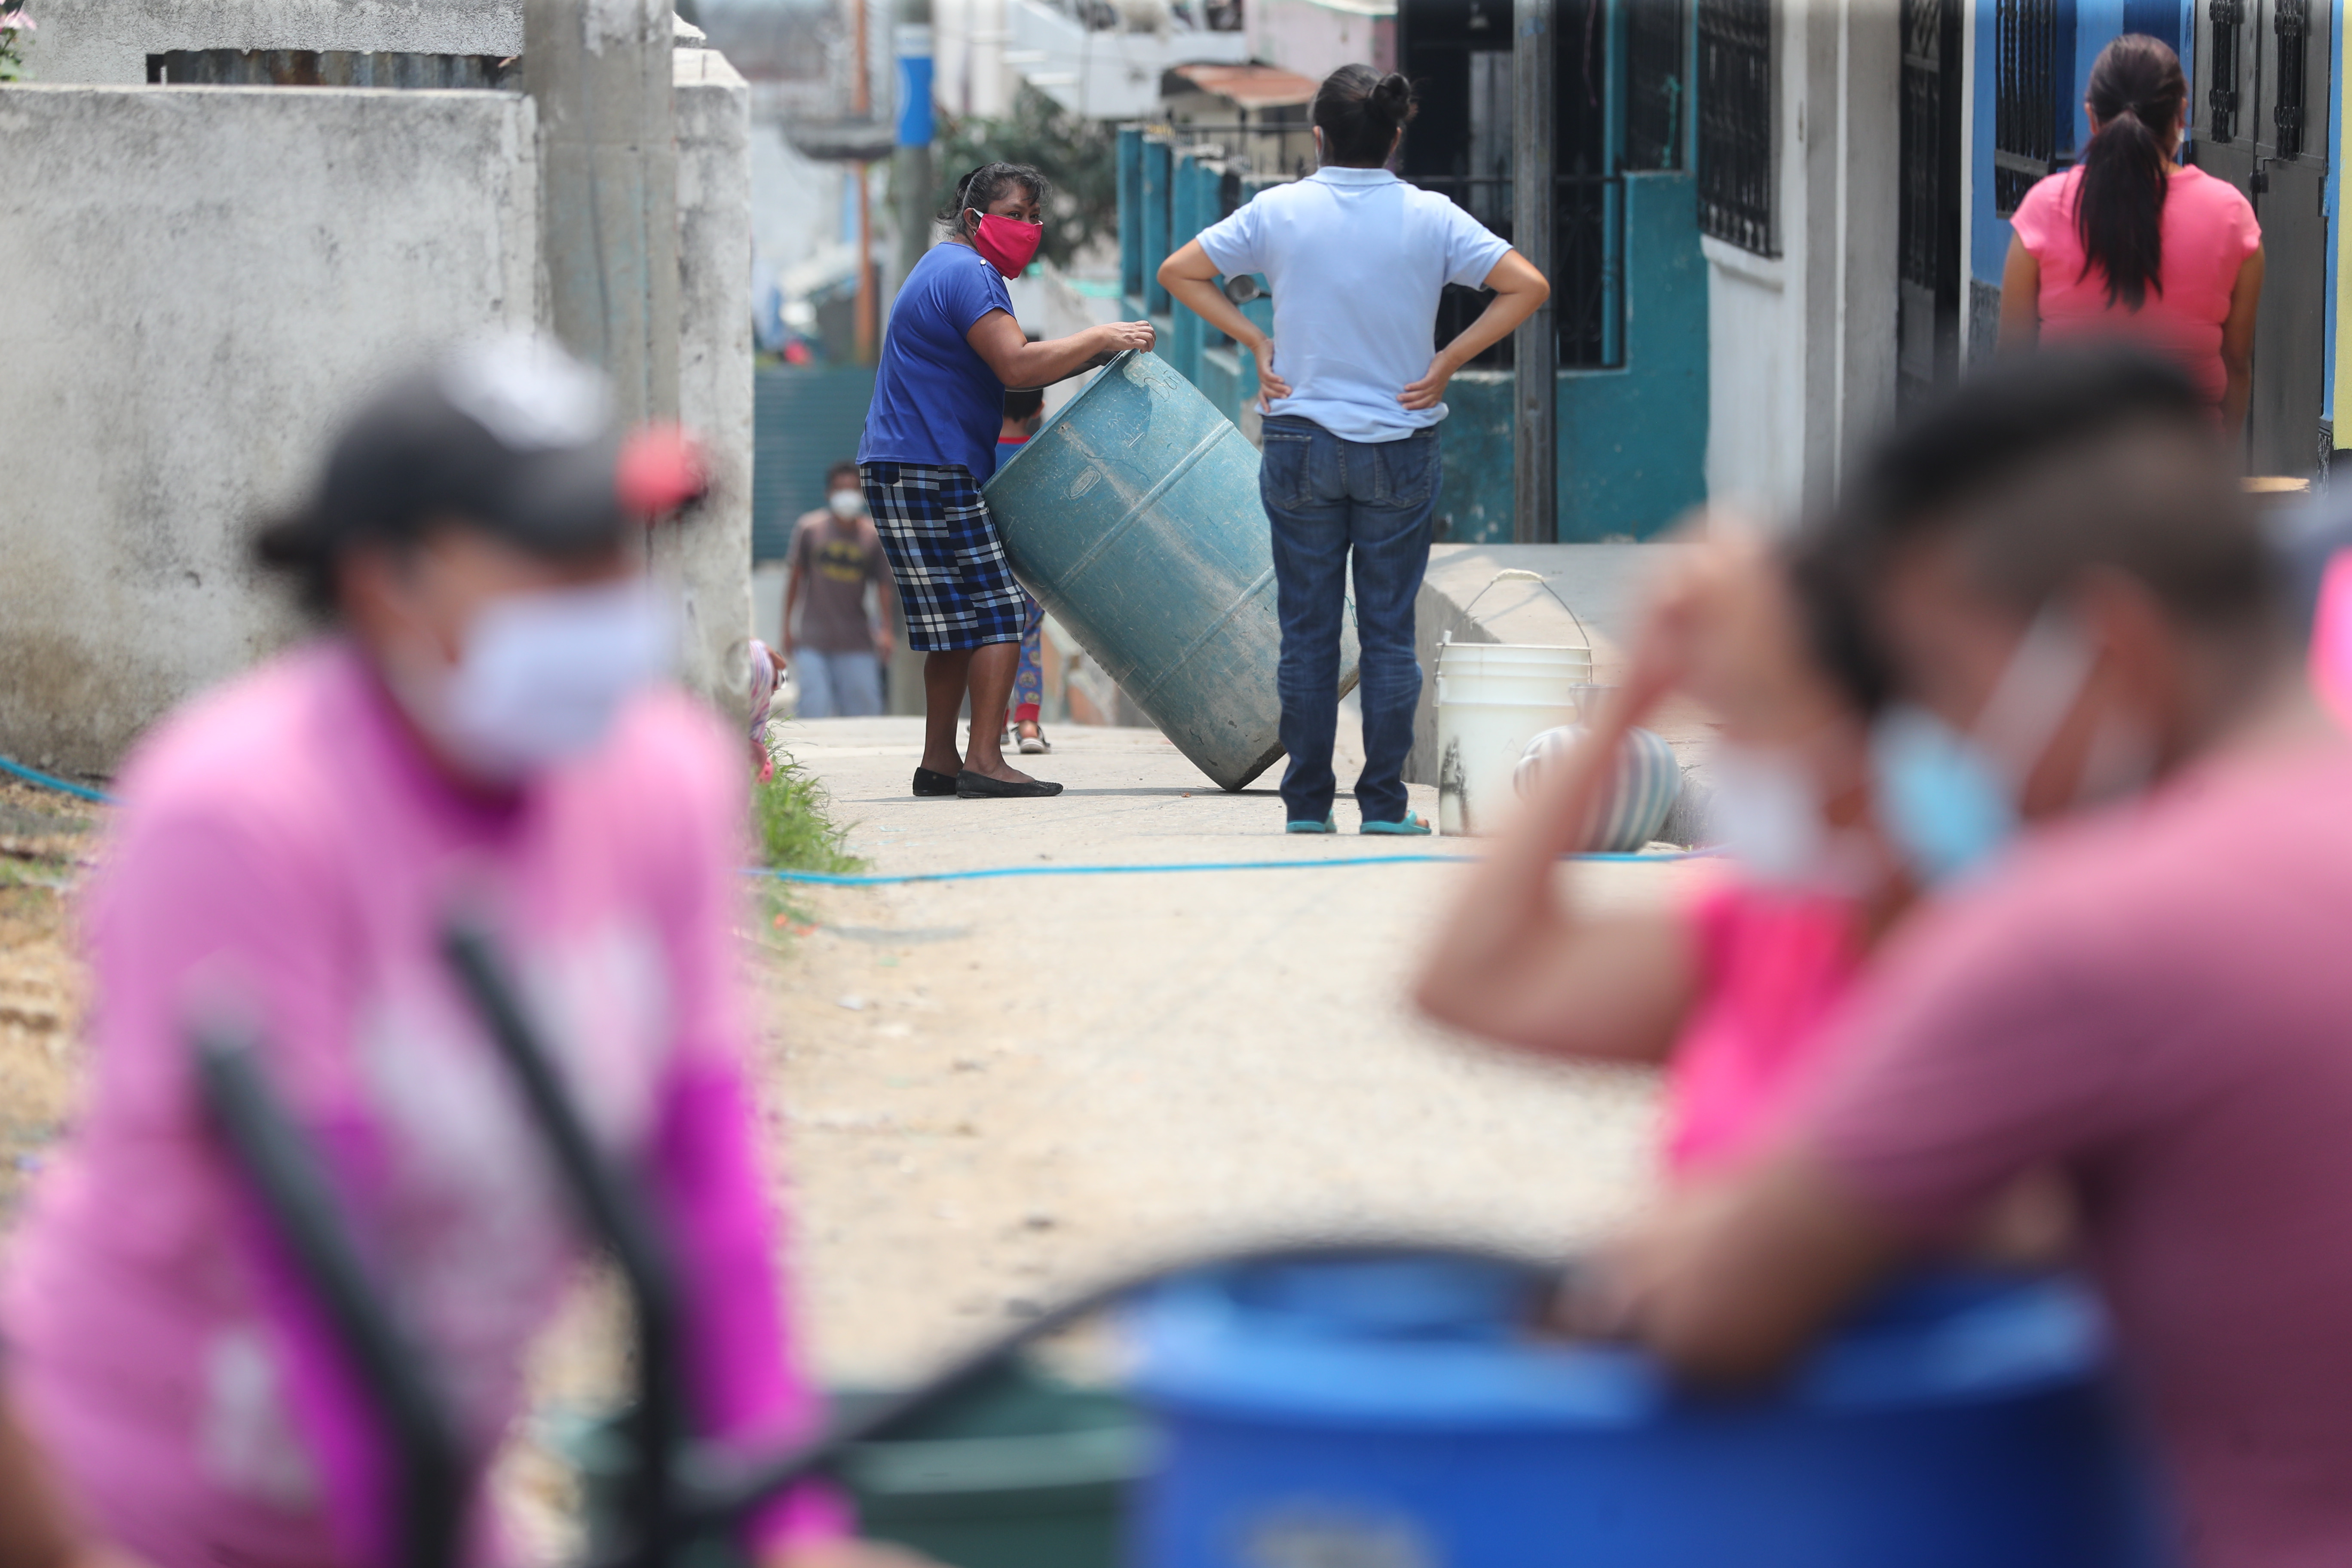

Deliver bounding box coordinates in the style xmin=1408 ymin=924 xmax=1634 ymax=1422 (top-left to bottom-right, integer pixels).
xmin=1626 ymin=0 xmax=1687 ymax=172
xmin=1899 ymin=0 xmax=1947 ymax=291
xmin=1696 ymin=0 xmax=1775 ymax=254
xmin=146 ymin=49 xmax=514 ymax=88
xmin=2207 ymin=0 xmax=2243 ymax=142
xmin=2275 ymin=0 xmax=2308 ymax=158
xmin=1992 ymin=0 xmax=2061 ymax=216
xmin=1414 ymin=174 xmax=1623 ymax=370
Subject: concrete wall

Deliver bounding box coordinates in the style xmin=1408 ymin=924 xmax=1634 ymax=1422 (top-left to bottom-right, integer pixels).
xmin=20 ymin=0 xmax=524 ymax=83
xmin=1702 ymin=0 xmax=1900 ymax=523
xmin=666 ymin=44 xmax=758 ymax=722
xmin=1247 ymin=0 xmax=1396 ymax=83
xmin=0 ymin=83 xmax=538 ymax=775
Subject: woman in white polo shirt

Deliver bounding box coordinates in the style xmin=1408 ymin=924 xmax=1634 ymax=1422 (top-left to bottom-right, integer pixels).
xmin=1161 ymin=65 xmax=1549 ymax=835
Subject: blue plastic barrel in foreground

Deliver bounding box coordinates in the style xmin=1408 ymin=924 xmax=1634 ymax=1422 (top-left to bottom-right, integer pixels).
xmin=983 ymin=352 xmax=1359 ymax=792
xmin=1128 ymin=1259 xmax=2173 ymax=1568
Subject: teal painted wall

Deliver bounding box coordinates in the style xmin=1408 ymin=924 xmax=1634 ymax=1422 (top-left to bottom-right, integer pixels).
xmin=751 ymin=364 xmax=876 ymax=560
xmin=1434 ymin=171 xmax=1711 ymax=542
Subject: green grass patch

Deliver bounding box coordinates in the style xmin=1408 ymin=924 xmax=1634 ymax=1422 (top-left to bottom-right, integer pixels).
xmin=751 ymin=747 xmax=864 ymax=876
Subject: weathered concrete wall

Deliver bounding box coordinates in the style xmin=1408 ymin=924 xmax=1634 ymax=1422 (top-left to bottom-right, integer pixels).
xmin=21 ymin=0 xmax=524 ymax=84
xmin=0 ymin=84 xmax=539 ymax=774
xmin=663 ymin=45 xmax=756 ymax=721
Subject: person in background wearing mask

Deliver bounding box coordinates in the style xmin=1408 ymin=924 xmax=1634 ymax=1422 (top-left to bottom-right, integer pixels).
xmin=782 ymin=459 xmax=894 ymax=720
xmin=1161 ymin=65 xmax=1550 ymax=836
xmin=0 ymin=337 xmax=932 ymax=1568
xmin=858 ymin=160 xmax=1154 ymax=799
xmin=1415 ymin=531 xmax=1911 ymax=1179
xmin=1998 ymin=35 xmax=2263 ymax=434
xmin=1587 ymin=351 xmax=2352 ymax=1568
xmin=997 ymin=385 xmax=1050 ymax=755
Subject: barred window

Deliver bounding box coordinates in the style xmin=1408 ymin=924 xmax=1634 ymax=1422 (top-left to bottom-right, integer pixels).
xmin=1696 ymin=0 xmax=1775 ymax=255
xmin=1992 ymin=0 xmax=2063 ymax=216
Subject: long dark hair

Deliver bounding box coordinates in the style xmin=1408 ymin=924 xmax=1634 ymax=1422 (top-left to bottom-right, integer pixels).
xmin=2075 ymin=34 xmax=2187 ymax=311
xmin=1311 ymin=64 xmax=1416 ymax=167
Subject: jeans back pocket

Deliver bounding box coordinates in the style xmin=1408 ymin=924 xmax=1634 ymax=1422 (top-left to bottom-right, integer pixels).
xmin=1259 ymin=427 xmax=1318 ymax=511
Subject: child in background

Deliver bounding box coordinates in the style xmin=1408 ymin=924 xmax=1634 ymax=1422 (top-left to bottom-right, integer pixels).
xmin=1417 ymin=532 xmax=1911 ymax=1178
xmin=999 ymin=385 xmax=1050 ymax=754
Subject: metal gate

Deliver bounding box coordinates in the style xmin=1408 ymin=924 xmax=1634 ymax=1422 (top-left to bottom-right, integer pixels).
xmin=1898 ymin=0 xmax=1966 ymax=405
xmin=2193 ymin=0 xmax=2334 ymax=474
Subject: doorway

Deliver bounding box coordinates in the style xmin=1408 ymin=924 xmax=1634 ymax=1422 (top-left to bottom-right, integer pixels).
xmin=2192 ymin=0 xmax=2334 ymax=475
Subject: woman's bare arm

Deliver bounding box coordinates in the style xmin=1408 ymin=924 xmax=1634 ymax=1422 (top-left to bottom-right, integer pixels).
xmin=1996 ymin=236 xmax=2041 ymax=349
xmin=1158 ymin=240 xmax=1290 ymax=405
xmin=2219 ymin=246 xmax=2265 ymax=441
xmin=1401 ymin=251 xmax=1550 ymax=410
xmin=966 ymin=311 xmax=1155 ymax=389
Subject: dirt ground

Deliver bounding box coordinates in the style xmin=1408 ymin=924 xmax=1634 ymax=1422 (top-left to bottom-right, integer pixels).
xmin=0 ymin=722 xmax=1677 ymax=1556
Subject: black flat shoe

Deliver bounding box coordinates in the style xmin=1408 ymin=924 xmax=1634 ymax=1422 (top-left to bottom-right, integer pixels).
xmin=956 ymin=769 xmax=1065 ymax=798
xmin=913 ymin=766 xmax=960 ymax=797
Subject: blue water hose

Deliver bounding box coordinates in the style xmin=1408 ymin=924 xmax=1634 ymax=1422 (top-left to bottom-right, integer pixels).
xmin=0 ymin=753 xmax=117 ymax=806
xmin=1 ymin=750 xmax=1712 ymax=882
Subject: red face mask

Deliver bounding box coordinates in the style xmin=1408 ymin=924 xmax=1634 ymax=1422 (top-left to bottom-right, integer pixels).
xmin=969 ymin=211 xmax=1044 ymax=278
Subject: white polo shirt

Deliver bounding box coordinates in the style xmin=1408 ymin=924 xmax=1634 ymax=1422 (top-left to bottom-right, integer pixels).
xmin=1195 ymin=165 xmax=1511 ymax=443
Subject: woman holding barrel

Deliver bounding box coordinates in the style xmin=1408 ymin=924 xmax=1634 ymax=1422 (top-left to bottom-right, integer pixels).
xmin=1160 ymin=66 xmax=1550 ymax=834
xmin=859 ymin=162 xmax=1155 ymax=799
xmin=1997 ymin=34 xmax=2263 ymax=434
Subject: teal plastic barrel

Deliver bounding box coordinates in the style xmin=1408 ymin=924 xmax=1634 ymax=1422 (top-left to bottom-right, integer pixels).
xmin=983 ymin=351 xmax=1359 ymax=791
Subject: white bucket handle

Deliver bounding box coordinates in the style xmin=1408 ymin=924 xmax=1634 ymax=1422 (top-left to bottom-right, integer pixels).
xmin=1452 ymin=568 xmax=1592 ymax=649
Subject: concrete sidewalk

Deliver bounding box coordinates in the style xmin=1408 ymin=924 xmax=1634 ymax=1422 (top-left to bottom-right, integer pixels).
xmin=756 ymin=717 xmax=1698 ymax=1382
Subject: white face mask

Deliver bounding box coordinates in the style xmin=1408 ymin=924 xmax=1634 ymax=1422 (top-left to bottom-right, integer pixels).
xmin=392 ymin=577 xmax=677 ymax=784
xmin=827 ymin=488 xmax=865 ymax=520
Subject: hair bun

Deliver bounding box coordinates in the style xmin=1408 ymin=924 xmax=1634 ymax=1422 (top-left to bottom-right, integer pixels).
xmin=1373 ymin=72 xmax=1413 ymax=115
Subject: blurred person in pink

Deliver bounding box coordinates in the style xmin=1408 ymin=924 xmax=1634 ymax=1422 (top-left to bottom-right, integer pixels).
xmin=1415 ymin=530 xmax=1910 ymax=1180
xmin=1999 ymin=34 xmax=2263 ymax=432
xmin=0 ymin=336 xmax=930 ymax=1568
xmin=1595 ymin=352 xmax=2352 ymax=1568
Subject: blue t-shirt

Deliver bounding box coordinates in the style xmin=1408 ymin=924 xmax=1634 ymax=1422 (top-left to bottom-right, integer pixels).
xmin=1195 ymin=167 xmax=1510 ymax=442
xmin=860 ymin=242 xmax=1016 ymax=481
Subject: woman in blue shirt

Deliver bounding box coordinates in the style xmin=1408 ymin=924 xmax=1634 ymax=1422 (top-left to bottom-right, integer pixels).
xmin=1159 ymin=68 xmax=1549 ymax=834
xmin=859 ymin=162 xmax=1155 ymax=799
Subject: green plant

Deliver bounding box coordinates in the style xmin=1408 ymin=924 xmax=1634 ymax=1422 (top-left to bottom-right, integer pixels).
xmin=936 ymin=83 xmax=1119 ymax=272
xmin=0 ymin=3 xmax=32 ymax=80
xmin=751 ymin=747 xmax=865 ymax=876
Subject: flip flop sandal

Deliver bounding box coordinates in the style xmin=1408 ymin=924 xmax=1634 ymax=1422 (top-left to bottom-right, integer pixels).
xmin=956 ymin=769 xmax=1065 ymax=798
xmin=1286 ymin=814 xmax=1338 ymax=834
xmin=1361 ymin=812 xmax=1433 ymax=836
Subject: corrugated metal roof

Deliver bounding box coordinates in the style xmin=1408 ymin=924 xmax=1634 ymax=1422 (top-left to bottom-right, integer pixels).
xmin=1166 ymin=62 xmax=1320 ymax=108
xmin=751 ymin=365 xmax=875 ymax=562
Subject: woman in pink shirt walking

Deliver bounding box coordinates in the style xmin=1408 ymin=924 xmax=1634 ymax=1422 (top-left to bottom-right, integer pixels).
xmin=1999 ymin=34 xmax=2264 ymax=433
xmin=0 ymin=337 xmax=927 ymax=1568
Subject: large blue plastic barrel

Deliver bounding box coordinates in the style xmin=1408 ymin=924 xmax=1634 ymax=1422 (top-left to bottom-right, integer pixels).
xmin=1128 ymin=1259 xmax=2174 ymax=1568
xmin=983 ymin=352 xmax=1358 ymax=792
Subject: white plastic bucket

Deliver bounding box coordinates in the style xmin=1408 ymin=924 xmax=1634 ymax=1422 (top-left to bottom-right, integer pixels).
xmin=1435 ymin=638 xmax=1593 ymax=836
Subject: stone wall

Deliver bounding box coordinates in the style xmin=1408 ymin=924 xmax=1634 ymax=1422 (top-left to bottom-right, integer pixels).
xmin=0 ymin=83 xmax=539 ymax=775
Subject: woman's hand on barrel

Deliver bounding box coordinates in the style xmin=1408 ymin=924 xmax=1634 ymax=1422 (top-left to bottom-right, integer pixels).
xmin=1092 ymin=320 xmax=1157 ymax=356
xmin=768 ymin=1537 xmax=951 ymax=1568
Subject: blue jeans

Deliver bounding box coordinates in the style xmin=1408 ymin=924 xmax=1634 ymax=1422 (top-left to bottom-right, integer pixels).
xmin=1258 ymin=416 xmax=1441 ymax=825
xmin=794 ymin=648 xmax=884 ymax=718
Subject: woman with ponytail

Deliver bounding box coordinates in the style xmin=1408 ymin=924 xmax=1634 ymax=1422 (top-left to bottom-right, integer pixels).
xmin=858 ymin=162 xmax=1155 ymax=799
xmin=1158 ymin=65 xmax=1550 ymax=835
xmin=1998 ymin=34 xmax=2263 ymax=434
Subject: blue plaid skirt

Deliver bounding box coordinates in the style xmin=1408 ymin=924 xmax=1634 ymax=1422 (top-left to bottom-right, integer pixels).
xmin=860 ymin=461 xmax=1029 ymax=652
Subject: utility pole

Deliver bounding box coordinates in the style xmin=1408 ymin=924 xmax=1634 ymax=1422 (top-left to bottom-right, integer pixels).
xmin=896 ymin=0 xmax=936 ymax=284
xmin=525 ymin=0 xmax=680 ymax=425
xmin=852 ymin=0 xmax=876 ymax=362
xmin=1511 ymin=0 xmax=1556 ymax=545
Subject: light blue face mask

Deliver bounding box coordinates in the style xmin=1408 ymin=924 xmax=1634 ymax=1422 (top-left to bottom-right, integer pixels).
xmin=1868 ymin=607 xmax=2104 ymax=887
xmin=1869 ymin=707 xmax=2020 ymax=886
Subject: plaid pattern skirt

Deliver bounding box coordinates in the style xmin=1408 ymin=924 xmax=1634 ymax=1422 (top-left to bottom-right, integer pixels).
xmin=860 ymin=460 xmax=1029 ymax=652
